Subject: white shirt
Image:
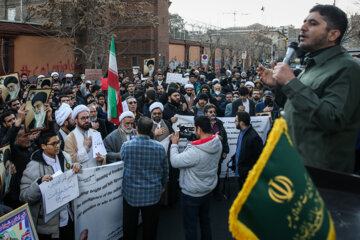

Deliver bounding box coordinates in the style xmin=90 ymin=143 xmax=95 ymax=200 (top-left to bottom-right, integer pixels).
xmin=243 ymin=98 xmax=250 ymax=113
xmin=42 ymin=153 xmax=69 ymax=227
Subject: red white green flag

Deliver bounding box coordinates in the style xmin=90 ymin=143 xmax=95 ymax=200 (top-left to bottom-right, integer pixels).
xmin=107 ymin=36 xmax=122 ymax=125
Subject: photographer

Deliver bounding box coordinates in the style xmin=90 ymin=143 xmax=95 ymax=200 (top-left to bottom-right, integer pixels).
xmin=170 ymin=116 xmax=222 ymax=240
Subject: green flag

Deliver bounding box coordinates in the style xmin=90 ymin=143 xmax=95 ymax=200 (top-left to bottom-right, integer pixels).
xmin=229 ymin=118 xmax=335 ymax=240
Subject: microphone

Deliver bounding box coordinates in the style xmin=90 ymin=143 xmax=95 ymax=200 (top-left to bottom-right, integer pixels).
xmin=282 ymin=42 xmax=298 ymax=64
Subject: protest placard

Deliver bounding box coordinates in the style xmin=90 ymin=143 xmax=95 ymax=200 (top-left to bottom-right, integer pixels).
xmin=74 ymin=162 xmax=124 ymax=240
xmin=39 ymin=170 xmax=79 ymax=214
xmin=92 ymin=132 xmax=108 ymax=158
xmin=85 ymin=69 xmax=103 ymax=82
xmin=0 ymin=204 xmax=38 ymax=240
xmin=166 ymin=73 xmax=183 ymax=84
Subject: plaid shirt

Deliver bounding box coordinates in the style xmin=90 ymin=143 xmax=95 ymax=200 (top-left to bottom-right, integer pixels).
xmin=120 ymin=136 xmax=169 ymax=207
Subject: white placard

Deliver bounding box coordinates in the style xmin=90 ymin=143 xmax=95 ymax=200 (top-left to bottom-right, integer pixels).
xmin=166 ymin=73 xmax=183 ymax=84
xmin=159 ymin=136 xmax=170 ymax=152
xmin=181 ymin=78 xmax=189 ymax=85
xmin=92 ymin=132 xmax=107 ymax=158
xmin=39 ymin=170 xmax=79 ymax=214
xmin=74 ymin=162 xmax=124 ymax=240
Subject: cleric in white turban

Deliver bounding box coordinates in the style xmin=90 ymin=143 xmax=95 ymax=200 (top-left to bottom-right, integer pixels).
xmin=149 ymin=102 xmax=164 ymax=113
xmin=119 ymin=111 xmax=135 ymax=122
xmin=72 ymin=105 xmax=90 ymax=121
xmin=55 ymin=103 xmax=75 ymax=150
xmin=55 ymin=103 xmax=73 ymax=127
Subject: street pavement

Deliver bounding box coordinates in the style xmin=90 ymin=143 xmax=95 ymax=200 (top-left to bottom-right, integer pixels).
xmin=136 ymin=178 xmax=240 ymax=240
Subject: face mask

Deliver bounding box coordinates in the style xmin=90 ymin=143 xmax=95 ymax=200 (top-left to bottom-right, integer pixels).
xmin=215 ymin=91 xmax=220 ymax=95
xmin=233 ymin=97 xmax=238 ymax=101
xmin=81 ymin=76 xmax=85 ymax=80
xmin=265 ymin=98 xmax=273 ymax=106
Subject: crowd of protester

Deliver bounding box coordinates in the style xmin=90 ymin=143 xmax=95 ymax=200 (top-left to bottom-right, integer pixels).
xmin=0 ymin=65 xmax=278 ymax=237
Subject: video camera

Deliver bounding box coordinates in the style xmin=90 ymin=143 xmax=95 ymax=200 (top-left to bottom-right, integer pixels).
xmin=177 ymin=124 xmax=197 ymax=141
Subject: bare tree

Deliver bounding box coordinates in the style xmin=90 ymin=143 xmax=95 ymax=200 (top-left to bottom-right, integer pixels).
xmin=27 ymin=0 xmax=158 ymax=71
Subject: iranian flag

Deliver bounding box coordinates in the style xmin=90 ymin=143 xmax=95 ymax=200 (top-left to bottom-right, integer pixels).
xmin=107 ymin=36 xmax=123 ymax=125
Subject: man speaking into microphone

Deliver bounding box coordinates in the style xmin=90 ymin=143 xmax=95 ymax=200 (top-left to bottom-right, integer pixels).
xmin=257 ymin=5 xmax=360 ymax=173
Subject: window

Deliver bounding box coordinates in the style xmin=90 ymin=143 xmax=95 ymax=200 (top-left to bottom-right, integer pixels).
xmin=8 ymin=8 xmax=16 ymax=21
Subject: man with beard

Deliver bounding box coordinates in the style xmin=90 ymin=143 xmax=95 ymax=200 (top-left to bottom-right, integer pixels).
xmin=192 ymin=93 xmax=208 ymax=117
xmin=142 ymin=90 xmax=157 ymax=118
xmin=55 ymin=103 xmax=75 ymax=151
xmin=104 ymin=111 xmax=136 ymax=163
xmin=4 ymin=76 xmax=20 ymax=101
xmin=245 ymin=81 xmax=255 ymax=98
xmin=8 ymin=99 xmax=20 ymax=113
xmin=231 ymin=87 xmax=256 ymax=116
xmin=20 ymin=73 xmax=29 ymax=92
xmin=88 ymin=103 xmax=108 ymax=139
xmin=27 ymin=92 xmax=48 ymax=130
xmin=150 ymin=102 xmax=173 ymax=142
xmin=184 ymin=84 xmax=195 ymax=109
xmin=0 ymin=106 xmax=26 ymax=145
xmin=252 ymin=88 xmax=263 ymax=104
xmin=258 ymin=5 xmax=360 ymax=173
xmin=229 ymin=111 xmax=263 ymax=189
xmin=204 ymin=104 xmax=229 ymax=200
xmin=224 ymin=92 xmax=234 ymax=117
xmin=64 ymin=105 xmax=105 ymax=168
xmin=163 ymin=88 xmax=193 ymax=124
xmin=153 ymin=73 xmax=167 ymax=90
xmin=51 ymin=72 xmax=59 ymax=82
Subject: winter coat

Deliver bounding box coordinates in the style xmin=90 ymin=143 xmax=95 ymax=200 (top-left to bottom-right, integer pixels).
xmin=20 ymin=149 xmax=72 ymax=238
xmin=170 ymin=135 xmax=222 ymax=197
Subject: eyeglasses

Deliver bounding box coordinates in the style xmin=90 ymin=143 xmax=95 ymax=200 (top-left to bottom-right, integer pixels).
xmin=128 ymin=101 xmax=137 ymax=105
xmin=79 ymin=116 xmax=90 ymax=121
xmin=46 ymin=140 xmax=62 ymax=147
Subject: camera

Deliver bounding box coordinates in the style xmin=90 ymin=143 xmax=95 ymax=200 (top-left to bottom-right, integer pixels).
xmin=178 ymin=124 xmax=197 ymax=141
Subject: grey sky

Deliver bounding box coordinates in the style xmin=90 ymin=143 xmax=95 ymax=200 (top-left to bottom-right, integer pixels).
xmin=169 ymin=0 xmax=359 ymax=28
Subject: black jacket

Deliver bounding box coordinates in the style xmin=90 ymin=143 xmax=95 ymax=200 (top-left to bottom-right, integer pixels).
xmin=211 ymin=118 xmax=229 ymax=157
xmin=231 ymin=98 xmax=256 ymax=116
xmin=231 ymin=125 xmax=263 ymax=177
xmin=163 ymin=102 xmax=193 ymax=121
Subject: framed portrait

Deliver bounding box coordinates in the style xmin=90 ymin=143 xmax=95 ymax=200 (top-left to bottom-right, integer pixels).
xmin=0 ymin=73 xmax=20 ymax=103
xmin=36 ymin=77 xmax=52 ymax=89
xmin=0 ymin=144 xmax=11 ymax=196
xmin=24 ymin=89 xmax=51 ymax=133
xmin=0 ymin=203 xmax=39 ymax=240
xmin=143 ymin=58 xmax=155 ymax=77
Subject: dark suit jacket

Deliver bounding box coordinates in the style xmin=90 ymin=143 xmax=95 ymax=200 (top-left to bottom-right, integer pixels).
xmin=231 ymin=98 xmax=256 ymax=116
xmin=231 ymin=125 xmax=263 ymax=179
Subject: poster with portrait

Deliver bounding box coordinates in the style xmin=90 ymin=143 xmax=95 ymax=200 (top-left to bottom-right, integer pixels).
xmin=0 ymin=144 xmax=11 ymax=196
xmin=143 ymin=58 xmax=155 ymax=77
xmin=24 ymin=89 xmax=51 ymax=133
xmin=0 ymin=73 xmax=20 ymax=103
xmin=36 ymin=77 xmax=52 ymax=89
xmin=0 ymin=204 xmax=39 ymax=240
